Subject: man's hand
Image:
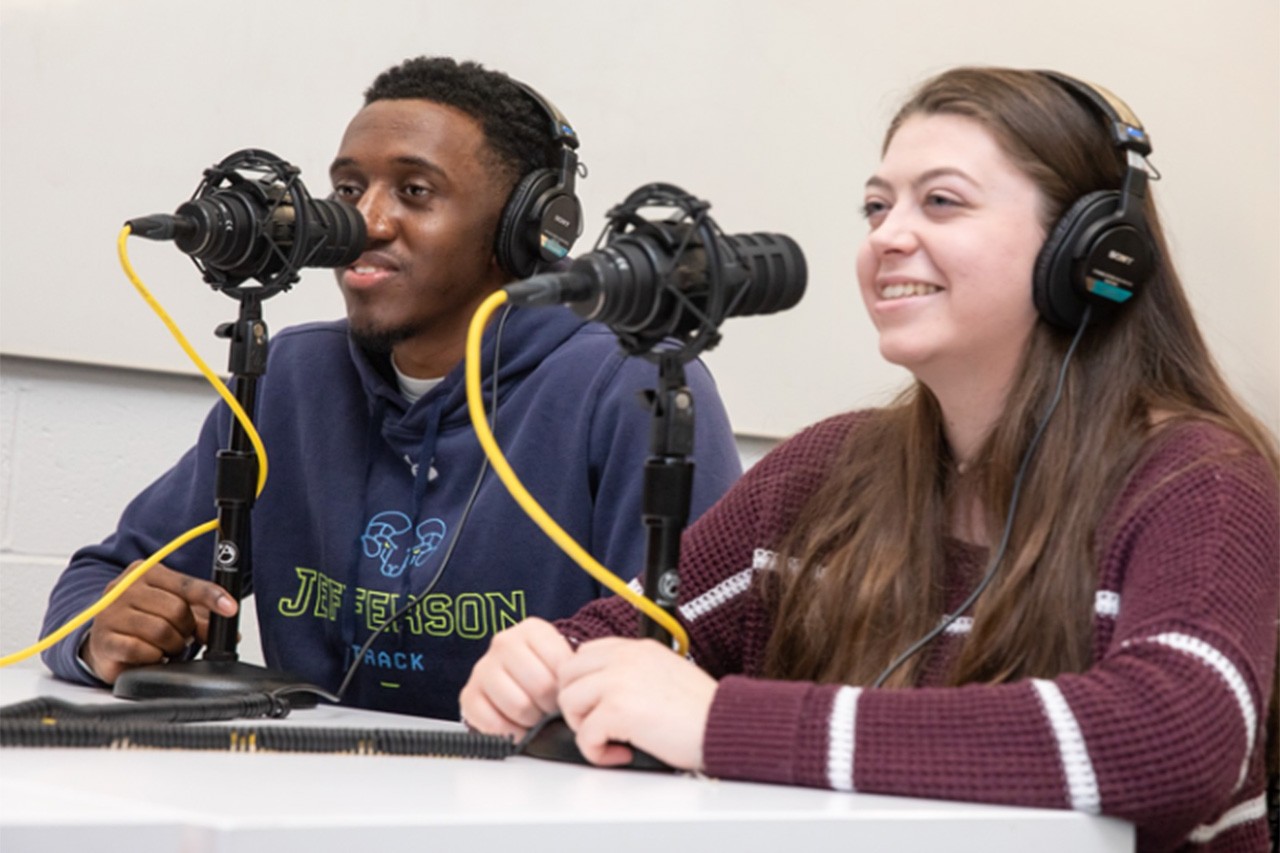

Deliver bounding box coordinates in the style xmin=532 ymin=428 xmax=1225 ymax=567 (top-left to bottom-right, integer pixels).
xmin=82 ymin=562 xmax=237 ymax=684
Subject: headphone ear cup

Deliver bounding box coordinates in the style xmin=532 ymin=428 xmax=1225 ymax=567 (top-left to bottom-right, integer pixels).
xmin=1033 ymin=191 xmax=1120 ymax=331
xmin=495 ymin=168 xmax=557 ymax=279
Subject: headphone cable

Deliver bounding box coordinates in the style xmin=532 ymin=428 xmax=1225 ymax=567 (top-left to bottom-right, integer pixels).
xmin=872 ymin=307 xmax=1093 ymax=688
xmin=327 ymin=302 xmax=514 ymax=705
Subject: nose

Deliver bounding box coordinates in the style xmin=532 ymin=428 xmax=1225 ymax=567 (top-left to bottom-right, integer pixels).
xmin=866 ymin=205 xmax=920 ymax=257
xmin=355 ymin=186 xmax=395 ymax=244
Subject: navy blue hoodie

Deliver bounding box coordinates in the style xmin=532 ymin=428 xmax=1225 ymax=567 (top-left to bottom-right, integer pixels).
xmin=41 ymin=304 xmax=742 ymax=719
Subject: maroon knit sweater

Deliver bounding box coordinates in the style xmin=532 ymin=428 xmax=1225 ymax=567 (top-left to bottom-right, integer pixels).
xmin=557 ymin=412 xmax=1279 ymax=853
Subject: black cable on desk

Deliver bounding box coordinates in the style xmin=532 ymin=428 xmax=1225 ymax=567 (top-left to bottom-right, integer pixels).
xmin=0 ymin=692 xmax=292 ymax=724
xmin=0 ymin=718 xmax=516 ymax=758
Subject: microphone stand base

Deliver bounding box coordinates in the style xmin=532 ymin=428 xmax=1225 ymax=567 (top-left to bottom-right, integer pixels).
xmin=113 ymin=660 xmax=320 ymax=708
xmin=519 ymin=712 xmax=673 ymax=773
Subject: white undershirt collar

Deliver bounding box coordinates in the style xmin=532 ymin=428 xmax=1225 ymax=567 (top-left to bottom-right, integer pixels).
xmin=391 ymin=355 xmax=444 ymax=404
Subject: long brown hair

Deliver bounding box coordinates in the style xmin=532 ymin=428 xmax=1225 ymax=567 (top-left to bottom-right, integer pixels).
xmin=763 ymin=67 xmax=1279 ymax=692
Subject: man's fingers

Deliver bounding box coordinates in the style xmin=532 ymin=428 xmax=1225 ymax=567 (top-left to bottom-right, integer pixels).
xmin=100 ymin=609 xmax=194 ymax=660
xmin=88 ymin=619 xmax=194 ymax=685
xmin=141 ymin=566 xmax=236 ymax=617
xmin=84 ymin=562 xmax=232 ymax=683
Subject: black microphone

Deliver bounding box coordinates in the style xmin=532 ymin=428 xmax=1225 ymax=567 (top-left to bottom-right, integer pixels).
xmin=504 ymin=183 xmax=806 ymax=356
xmin=126 ymin=149 xmax=365 ymax=294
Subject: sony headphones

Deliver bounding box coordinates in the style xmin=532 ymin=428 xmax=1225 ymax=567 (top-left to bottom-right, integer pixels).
xmin=493 ymin=80 xmax=584 ymax=280
xmin=1031 ymin=71 xmax=1158 ymax=331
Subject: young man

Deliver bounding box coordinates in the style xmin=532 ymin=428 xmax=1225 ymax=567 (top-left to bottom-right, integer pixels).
xmin=40 ymin=57 xmax=742 ymax=720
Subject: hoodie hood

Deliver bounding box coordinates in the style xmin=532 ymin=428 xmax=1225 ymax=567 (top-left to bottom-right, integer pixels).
xmin=347 ymin=303 xmax=589 ymax=460
xmin=351 ymin=303 xmax=588 ymax=429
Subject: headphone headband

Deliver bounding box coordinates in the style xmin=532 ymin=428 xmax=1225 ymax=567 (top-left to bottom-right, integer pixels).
xmin=1030 ymin=71 xmax=1158 ymax=331
xmin=1038 ymin=71 xmax=1151 ymax=156
xmin=511 ymin=80 xmax=580 ymax=152
xmin=494 ymin=78 xmax=584 ymax=279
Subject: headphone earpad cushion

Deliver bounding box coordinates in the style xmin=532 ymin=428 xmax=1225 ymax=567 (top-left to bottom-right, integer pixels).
xmin=495 ymin=169 xmax=556 ymax=279
xmin=1033 ymin=190 xmax=1119 ymax=331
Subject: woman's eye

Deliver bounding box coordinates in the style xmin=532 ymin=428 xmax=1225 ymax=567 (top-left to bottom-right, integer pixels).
xmin=861 ymin=199 xmax=888 ymax=220
xmin=925 ymin=193 xmax=961 ymax=209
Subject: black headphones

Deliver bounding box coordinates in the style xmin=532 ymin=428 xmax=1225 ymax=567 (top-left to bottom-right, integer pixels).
xmin=493 ymin=81 xmax=584 ymax=280
xmin=1031 ymin=72 xmax=1157 ymax=331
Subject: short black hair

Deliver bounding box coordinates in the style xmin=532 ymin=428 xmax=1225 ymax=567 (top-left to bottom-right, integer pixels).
xmin=363 ymin=56 xmax=560 ymax=192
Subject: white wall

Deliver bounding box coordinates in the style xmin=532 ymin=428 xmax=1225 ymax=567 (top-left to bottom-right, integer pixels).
xmin=2 ymin=0 xmax=1277 ymax=440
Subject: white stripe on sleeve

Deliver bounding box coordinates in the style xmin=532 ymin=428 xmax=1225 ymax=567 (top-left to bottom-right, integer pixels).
xmin=1138 ymin=632 xmax=1257 ymax=791
xmin=1188 ymin=792 xmax=1268 ymax=844
xmin=826 ymin=686 xmax=860 ymax=792
xmin=1093 ymin=590 xmax=1120 ymax=618
xmin=679 ymin=569 xmax=754 ymax=623
xmin=1031 ymin=679 xmax=1101 ymax=814
xmin=940 ymin=590 xmax=1117 ymax=639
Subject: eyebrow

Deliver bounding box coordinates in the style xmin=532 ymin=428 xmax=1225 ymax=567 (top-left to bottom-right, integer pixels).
xmin=865 ymin=166 xmax=978 ymax=191
xmin=329 ymin=155 xmax=448 ymax=179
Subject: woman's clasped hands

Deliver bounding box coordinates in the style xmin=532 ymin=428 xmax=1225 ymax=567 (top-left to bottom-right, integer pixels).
xmin=459 ymin=617 xmax=716 ymax=771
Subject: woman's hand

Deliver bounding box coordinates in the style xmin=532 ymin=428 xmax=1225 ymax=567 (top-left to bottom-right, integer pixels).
xmin=557 ymin=637 xmax=716 ymax=771
xmin=458 ymin=617 xmax=573 ymax=738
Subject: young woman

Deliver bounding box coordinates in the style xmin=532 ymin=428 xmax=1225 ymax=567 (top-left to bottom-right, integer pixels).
xmin=460 ymin=67 xmax=1279 ymax=853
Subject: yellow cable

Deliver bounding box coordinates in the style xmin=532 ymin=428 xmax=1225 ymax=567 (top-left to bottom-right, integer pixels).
xmin=0 ymin=521 xmax=219 ymax=668
xmin=115 ymin=226 xmax=268 ymax=493
xmin=0 ymin=227 xmax=270 ymax=669
xmin=465 ymin=290 xmax=690 ymax=656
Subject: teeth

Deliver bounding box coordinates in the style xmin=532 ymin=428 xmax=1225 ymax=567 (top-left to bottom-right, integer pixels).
xmin=881 ymin=282 xmax=941 ymax=299
xmin=353 ymin=265 xmax=383 ymax=275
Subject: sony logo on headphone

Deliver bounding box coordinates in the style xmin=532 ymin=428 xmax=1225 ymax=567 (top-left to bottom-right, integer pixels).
xmin=1107 ymin=249 xmax=1135 ymax=266
xmin=553 ymin=214 xmax=572 ymax=228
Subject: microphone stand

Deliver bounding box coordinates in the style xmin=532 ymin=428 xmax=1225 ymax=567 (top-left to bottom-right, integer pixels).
xmin=114 ymin=291 xmax=317 ymax=705
xmin=519 ymin=349 xmax=693 ymax=771
xmin=638 ymin=351 xmax=696 ymax=647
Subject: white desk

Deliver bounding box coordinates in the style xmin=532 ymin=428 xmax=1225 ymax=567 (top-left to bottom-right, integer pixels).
xmin=0 ymin=666 xmax=1134 ymax=853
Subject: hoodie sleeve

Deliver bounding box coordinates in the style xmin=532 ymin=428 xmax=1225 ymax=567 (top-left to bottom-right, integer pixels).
xmin=39 ymin=403 xmax=229 ymax=685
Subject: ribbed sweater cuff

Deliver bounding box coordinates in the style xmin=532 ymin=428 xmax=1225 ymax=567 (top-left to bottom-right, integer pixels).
xmin=703 ymin=675 xmax=834 ymax=788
